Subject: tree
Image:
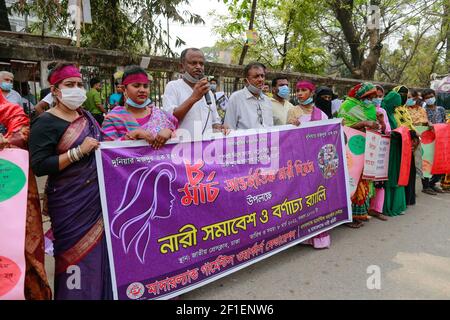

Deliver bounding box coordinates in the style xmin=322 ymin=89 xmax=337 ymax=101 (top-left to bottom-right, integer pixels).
xmin=9 ymin=0 xmax=204 ymax=55
xmin=320 ymin=0 xmax=444 ymax=80
xmin=376 ymin=0 xmax=449 ymax=86
xmin=215 ymin=0 xmax=328 ymax=74
xmin=0 ymin=0 xmax=11 ymax=31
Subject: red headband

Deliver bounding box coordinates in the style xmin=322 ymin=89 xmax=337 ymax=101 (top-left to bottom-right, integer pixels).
xmin=296 ymin=80 xmax=316 ymax=92
xmin=49 ymin=65 xmax=82 ymax=85
xmin=122 ymin=73 xmax=149 ymax=86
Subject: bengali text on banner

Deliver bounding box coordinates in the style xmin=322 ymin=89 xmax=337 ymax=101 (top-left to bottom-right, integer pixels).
xmin=96 ymin=120 xmax=352 ymax=300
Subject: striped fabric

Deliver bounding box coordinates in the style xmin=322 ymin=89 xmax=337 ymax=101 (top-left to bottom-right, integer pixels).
xmin=102 ymin=105 xmax=178 ymax=141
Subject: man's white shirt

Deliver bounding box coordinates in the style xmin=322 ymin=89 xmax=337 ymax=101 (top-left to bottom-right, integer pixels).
xmin=163 ymin=79 xmax=221 ymax=139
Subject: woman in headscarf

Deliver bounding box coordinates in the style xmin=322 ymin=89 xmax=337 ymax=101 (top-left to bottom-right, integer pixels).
xmin=0 ymin=92 xmax=52 ymax=300
xmin=338 ymin=83 xmax=382 ymax=228
xmin=381 ymin=91 xmax=408 ymax=216
xmin=314 ymin=86 xmax=335 ymax=119
xmin=102 ymin=65 xmax=177 ymax=146
xmin=287 ymin=80 xmax=331 ymax=249
xmin=287 ymin=80 xmax=328 ymax=126
xmin=392 ymin=86 xmax=418 ymax=206
xmin=29 ymin=63 xmax=112 ymax=300
xmin=368 ymin=85 xmax=391 ymax=220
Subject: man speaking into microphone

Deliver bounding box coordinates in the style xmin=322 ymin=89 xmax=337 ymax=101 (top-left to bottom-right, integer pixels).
xmin=163 ymin=48 xmax=229 ymax=140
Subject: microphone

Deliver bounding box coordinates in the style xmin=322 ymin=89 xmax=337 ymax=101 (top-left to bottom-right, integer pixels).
xmin=200 ymin=74 xmax=212 ymax=105
xmin=204 ymin=90 xmax=212 ymax=105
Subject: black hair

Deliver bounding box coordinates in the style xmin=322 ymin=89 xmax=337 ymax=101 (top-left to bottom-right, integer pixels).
xmin=90 ymin=77 xmax=101 ymax=88
xmin=422 ymin=88 xmax=435 ymax=97
xmin=210 ymin=78 xmax=218 ymax=84
xmin=272 ymin=77 xmax=288 ymax=88
xmin=409 ymin=89 xmax=419 ymax=98
xmin=122 ymin=65 xmax=147 ymax=85
xmin=244 ymin=62 xmax=266 ymax=78
xmin=180 ymin=48 xmax=203 ymax=63
xmin=375 ymin=85 xmax=384 ymax=93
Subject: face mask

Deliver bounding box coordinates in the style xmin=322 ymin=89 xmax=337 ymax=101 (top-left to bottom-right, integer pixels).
xmin=425 ymin=97 xmax=436 ymax=106
xmin=247 ymin=84 xmax=262 ymax=96
xmin=183 ymin=72 xmax=202 ymax=84
xmin=277 ymin=86 xmax=290 ymax=100
xmin=0 ymin=82 xmax=13 ymax=91
xmin=210 ymin=84 xmax=217 ymax=92
xmin=126 ymin=97 xmax=152 ymax=109
xmin=373 ymin=98 xmax=383 ymax=106
xmin=363 ymin=99 xmax=373 ymax=105
xmin=58 ymin=87 xmax=87 ymax=110
xmin=301 ymin=97 xmax=314 ymax=105
xmin=406 ymin=98 xmax=415 ymax=106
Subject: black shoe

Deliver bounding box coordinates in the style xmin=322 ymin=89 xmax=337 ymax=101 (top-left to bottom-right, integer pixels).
xmin=422 ymin=188 xmax=437 ymax=195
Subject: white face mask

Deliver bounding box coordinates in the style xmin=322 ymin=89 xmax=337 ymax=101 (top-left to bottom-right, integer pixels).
xmin=58 ymin=87 xmax=87 ymax=110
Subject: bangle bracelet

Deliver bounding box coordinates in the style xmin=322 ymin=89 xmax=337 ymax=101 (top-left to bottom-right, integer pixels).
xmin=71 ymin=148 xmax=80 ymax=162
xmin=69 ymin=148 xmax=76 ymax=162
xmin=77 ymin=145 xmax=84 ymax=158
xmin=67 ymin=150 xmax=74 ymax=163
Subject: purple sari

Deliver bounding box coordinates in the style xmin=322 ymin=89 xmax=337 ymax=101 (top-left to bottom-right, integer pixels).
xmin=46 ymin=110 xmax=112 ymax=300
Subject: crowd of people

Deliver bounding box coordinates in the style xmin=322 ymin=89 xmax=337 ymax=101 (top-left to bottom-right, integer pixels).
xmin=1 ymin=47 xmax=449 ymax=300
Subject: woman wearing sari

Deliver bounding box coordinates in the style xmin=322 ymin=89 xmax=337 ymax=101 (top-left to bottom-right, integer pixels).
xmin=368 ymin=85 xmax=391 ymax=219
xmin=29 ymin=63 xmax=112 ymax=300
xmin=391 ymin=86 xmax=419 ymax=206
xmin=287 ymin=80 xmax=330 ymax=249
xmin=102 ymin=65 xmax=177 ymax=145
xmin=337 ymin=83 xmax=383 ymax=228
xmin=381 ymin=91 xmax=407 ymax=216
xmin=0 ymin=92 xmax=52 ymax=300
xmin=287 ymin=80 xmax=328 ymax=126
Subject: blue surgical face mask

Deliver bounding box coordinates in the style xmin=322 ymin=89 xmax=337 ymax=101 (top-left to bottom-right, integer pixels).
xmin=373 ymin=98 xmax=383 ymax=106
xmin=210 ymin=84 xmax=217 ymax=92
xmin=363 ymin=99 xmax=373 ymax=105
xmin=425 ymin=97 xmax=436 ymax=106
xmin=406 ymin=98 xmax=416 ymax=106
xmin=1 ymin=82 xmax=13 ymax=91
xmin=301 ymin=97 xmax=314 ymax=105
xmin=277 ymin=85 xmax=290 ymax=100
xmin=126 ymin=97 xmax=152 ymax=109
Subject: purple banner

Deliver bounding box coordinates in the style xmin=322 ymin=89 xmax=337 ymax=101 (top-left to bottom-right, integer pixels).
xmin=96 ymin=120 xmax=351 ymax=300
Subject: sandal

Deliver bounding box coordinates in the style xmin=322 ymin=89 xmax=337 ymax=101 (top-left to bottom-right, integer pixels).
xmin=369 ymin=211 xmax=388 ymax=221
xmin=346 ymin=221 xmax=364 ymax=229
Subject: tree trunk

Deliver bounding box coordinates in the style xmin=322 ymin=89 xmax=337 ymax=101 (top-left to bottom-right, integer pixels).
xmin=444 ymin=0 xmax=450 ymax=73
xmin=0 ymin=0 xmax=11 ymax=31
xmin=331 ymin=0 xmax=384 ymax=80
xmin=233 ymin=0 xmax=258 ymax=91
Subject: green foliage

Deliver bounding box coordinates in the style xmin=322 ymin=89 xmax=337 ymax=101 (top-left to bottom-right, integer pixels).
xmin=9 ymin=0 xmax=204 ymax=56
xmin=214 ymin=0 xmax=329 ymax=73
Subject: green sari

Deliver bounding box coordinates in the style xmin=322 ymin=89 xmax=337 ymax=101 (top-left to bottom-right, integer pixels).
xmin=382 ymin=91 xmax=407 ymax=216
xmin=338 ymin=97 xmax=377 ymax=126
xmin=338 ymin=96 xmax=377 ymax=220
